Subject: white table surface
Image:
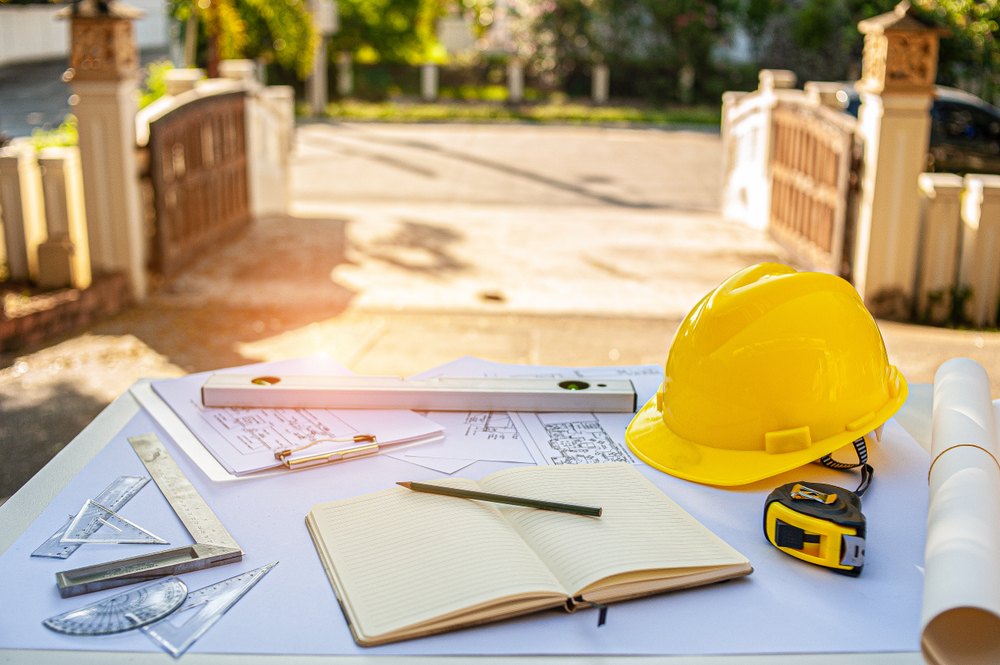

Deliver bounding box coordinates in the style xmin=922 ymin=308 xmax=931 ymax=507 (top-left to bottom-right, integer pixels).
xmin=0 ymin=385 xmax=934 ymax=664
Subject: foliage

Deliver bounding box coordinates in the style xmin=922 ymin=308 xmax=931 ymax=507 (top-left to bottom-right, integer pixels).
xmin=502 ymin=0 xmax=608 ymax=87
xmin=913 ymin=0 xmax=1000 ymax=103
xmin=139 ymin=60 xmax=176 ymax=109
xmin=498 ymin=0 xmax=737 ymax=97
xmin=30 ymin=115 xmax=78 ymax=149
xmin=170 ymin=0 xmax=316 ymax=78
xmin=321 ymin=98 xmax=721 ymax=123
xmin=330 ymin=0 xmax=447 ymax=64
xmin=742 ymin=0 xmax=1000 ymax=104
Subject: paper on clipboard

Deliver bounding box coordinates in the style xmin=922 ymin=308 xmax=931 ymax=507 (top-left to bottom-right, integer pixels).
xmin=144 ymin=357 xmax=445 ymax=479
xmin=408 ymin=356 xmax=662 ymax=467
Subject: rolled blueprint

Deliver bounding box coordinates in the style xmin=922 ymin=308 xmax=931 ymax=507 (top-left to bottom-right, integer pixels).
xmin=921 ymin=358 xmax=1000 ymax=665
xmin=930 ymin=358 xmax=999 ymax=463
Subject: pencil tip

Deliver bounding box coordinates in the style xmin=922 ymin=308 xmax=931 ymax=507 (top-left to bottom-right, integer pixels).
xmin=397 ymin=481 xmax=411 ymax=489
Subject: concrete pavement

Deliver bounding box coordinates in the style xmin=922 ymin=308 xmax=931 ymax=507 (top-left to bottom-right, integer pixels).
xmin=2 ymin=121 xmax=999 ymax=503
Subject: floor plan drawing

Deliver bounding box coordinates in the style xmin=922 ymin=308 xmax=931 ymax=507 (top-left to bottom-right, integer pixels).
xmin=462 ymin=411 xmax=519 ymax=440
xmin=515 ymin=412 xmax=639 ymax=466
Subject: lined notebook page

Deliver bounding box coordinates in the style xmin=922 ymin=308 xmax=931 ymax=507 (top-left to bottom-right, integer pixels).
xmin=476 ymin=463 xmax=748 ymax=596
xmin=308 ymin=481 xmax=567 ymax=640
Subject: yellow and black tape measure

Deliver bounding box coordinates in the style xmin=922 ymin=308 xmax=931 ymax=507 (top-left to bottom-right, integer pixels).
xmin=763 ymin=437 xmax=872 ymax=577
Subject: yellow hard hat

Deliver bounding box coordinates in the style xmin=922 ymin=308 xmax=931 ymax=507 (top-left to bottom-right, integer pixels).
xmin=626 ymin=263 xmax=907 ymax=486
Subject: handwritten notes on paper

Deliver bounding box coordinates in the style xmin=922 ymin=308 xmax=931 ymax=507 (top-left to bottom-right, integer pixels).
xmin=151 ymin=358 xmax=444 ymax=476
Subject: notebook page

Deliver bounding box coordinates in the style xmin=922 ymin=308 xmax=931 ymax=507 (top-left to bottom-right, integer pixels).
xmin=308 ymin=481 xmax=567 ymax=640
xmin=477 ymin=463 xmax=749 ymax=596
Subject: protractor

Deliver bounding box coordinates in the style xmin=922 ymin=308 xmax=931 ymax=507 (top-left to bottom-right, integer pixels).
xmin=43 ymin=576 xmax=188 ymax=635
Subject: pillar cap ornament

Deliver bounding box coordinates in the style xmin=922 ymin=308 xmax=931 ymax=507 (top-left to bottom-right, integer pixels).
xmin=857 ymin=1 xmax=949 ymax=96
xmin=58 ymin=0 xmax=145 ymax=82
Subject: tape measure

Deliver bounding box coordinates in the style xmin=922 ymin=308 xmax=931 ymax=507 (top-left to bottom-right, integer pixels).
xmin=763 ymin=436 xmax=872 ymax=576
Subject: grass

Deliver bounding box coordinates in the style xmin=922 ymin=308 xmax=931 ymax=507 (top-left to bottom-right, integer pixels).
xmin=314 ymin=99 xmax=721 ymax=127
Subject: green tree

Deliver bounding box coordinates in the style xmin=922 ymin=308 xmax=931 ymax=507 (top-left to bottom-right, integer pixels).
xmin=170 ymin=0 xmax=316 ymax=78
xmin=330 ymin=0 xmax=446 ymax=63
xmin=912 ymin=0 xmax=1000 ymax=103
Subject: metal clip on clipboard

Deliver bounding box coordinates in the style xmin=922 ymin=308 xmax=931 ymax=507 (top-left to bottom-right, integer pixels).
xmin=274 ymin=434 xmax=379 ymax=469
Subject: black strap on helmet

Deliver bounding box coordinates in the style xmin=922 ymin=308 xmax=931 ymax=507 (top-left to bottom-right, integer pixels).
xmin=818 ymin=436 xmax=873 ymax=497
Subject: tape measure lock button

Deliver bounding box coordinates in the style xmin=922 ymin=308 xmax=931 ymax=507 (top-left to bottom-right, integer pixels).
xmin=763 ymin=482 xmax=866 ymax=577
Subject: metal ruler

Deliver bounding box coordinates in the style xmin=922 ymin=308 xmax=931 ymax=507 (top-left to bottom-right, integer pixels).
xmin=202 ymin=374 xmax=638 ymax=413
xmin=55 ymin=434 xmax=243 ymax=598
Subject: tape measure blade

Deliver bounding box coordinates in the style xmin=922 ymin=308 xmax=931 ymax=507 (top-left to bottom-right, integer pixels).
xmin=128 ymin=434 xmax=241 ymax=552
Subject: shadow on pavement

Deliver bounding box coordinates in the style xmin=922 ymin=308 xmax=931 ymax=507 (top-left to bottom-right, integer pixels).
xmin=91 ymin=215 xmax=359 ymax=373
xmin=0 ymin=380 xmax=107 ymax=503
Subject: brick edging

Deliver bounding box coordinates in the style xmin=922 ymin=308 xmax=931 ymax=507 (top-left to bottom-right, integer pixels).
xmin=0 ymin=273 xmax=132 ymax=352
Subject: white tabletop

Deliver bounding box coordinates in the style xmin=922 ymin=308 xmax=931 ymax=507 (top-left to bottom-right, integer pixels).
xmin=0 ymin=387 xmax=930 ymax=664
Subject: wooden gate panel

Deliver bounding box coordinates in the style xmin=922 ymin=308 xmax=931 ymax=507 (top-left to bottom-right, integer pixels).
xmin=147 ymin=92 xmax=249 ymax=275
xmin=769 ymin=102 xmax=857 ymax=276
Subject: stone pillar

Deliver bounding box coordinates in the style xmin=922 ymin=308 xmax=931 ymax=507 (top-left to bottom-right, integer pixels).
xmin=421 ymin=63 xmax=438 ymax=101
xmin=60 ymin=0 xmax=147 ymax=300
xmin=507 ymin=60 xmax=524 ymax=103
xmin=592 ymin=64 xmax=609 ymax=104
xmin=852 ymin=1 xmax=947 ymax=317
xmin=37 ymin=146 xmax=91 ymax=289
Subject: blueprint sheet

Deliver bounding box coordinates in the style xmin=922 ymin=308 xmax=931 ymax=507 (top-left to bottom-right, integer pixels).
xmin=150 ymin=357 xmax=444 ymax=476
xmin=409 ymin=356 xmax=662 ymax=466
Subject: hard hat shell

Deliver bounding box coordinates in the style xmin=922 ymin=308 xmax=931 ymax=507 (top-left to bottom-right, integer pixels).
xmin=626 ymin=263 xmax=907 ymax=486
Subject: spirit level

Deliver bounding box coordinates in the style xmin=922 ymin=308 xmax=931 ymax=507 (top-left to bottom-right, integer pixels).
xmin=201 ymin=375 xmax=638 ymax=413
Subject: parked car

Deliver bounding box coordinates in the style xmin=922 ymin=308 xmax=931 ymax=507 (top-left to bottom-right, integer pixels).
xmin=840 ymin=85 xmax=1000 ymax=175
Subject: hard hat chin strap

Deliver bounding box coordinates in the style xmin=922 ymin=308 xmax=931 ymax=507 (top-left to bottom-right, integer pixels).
xmin=817 ymin=436 xmax=873 ymax=497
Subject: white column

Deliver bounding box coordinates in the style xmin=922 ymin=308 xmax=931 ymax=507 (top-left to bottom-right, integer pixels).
xmin=337 ymin=51 xmax=353 ymax=97
xmin=0 ymin=152 xmax=32 ymax=282
xmin=71 ymin=77 xmax=147 ymax=299
xmin=0 ymin=147 xmax=47 ymax=281
xmin=308 ymin=34 xmax=328 ymax=114
xmin=507 ymin=60 xmax=523 ymax=103
xmin=592 ymin=64 xmax=608 ymax=104
xmin=959 ymin=175 xmax=1000 ymax=327
xmin=853 ymin=91 xmax=933 ymax=315
xmin=421 ymin=63 xmax=438 ymax=101
xmin=915 ymin=173 xmax=963 ymax=324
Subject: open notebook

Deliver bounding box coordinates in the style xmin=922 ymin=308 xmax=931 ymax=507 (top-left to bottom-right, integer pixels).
xmin=306 ymin=463 xmax=752 ymax=646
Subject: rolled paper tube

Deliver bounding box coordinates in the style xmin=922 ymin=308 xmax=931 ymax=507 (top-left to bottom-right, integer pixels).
xmin=921 ymin=357 xmax=1000 ymax=665
xmin=931 ymin=358 xmax=999 ymax=465
xmin=921 ymin=445 xmax=1000 ymax=665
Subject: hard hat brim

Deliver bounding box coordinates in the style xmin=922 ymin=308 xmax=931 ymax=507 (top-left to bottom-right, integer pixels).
xmin=626 ymin=375 xmax=909 ymax=487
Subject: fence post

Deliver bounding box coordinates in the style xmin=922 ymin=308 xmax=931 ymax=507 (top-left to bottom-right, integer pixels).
xmin=337 ymin=51 xmax=353 ymax=97
xmin=852 ymin=2 xmax=947 ymax=318
xmin=308 ymin=0 xmax=337 ymax=115
xmin=60 ymin=0 xmax=147 ymax=301
xmin=914 ymin=173 xmax=963 ymax=324
xmin=592 ymin=64 xmax=609 ymax=104
xmin=37 ymin=146 xmax=91 ymax=289
xmin=959 ymin=175 xmax=1000 ymax=328
xmin=0 ymin=146 xmax=47 ymax=282
xmin=421 ymin=63 xmax=439 ymax=101
xmin=507 ymin=60 xmax=524 ymax=103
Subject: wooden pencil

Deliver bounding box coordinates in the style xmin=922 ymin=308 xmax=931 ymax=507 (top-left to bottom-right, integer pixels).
xmin=396 ymin=481 xmax=602 ymax=517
